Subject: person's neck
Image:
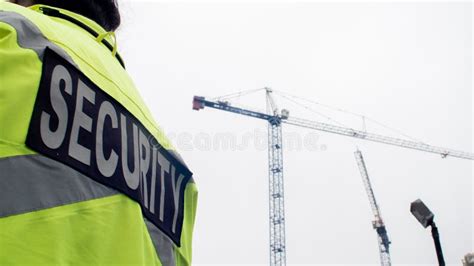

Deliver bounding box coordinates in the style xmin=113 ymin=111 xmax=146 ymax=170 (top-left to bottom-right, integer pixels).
xmin=9 ymin=0 xmax=35 ymax=7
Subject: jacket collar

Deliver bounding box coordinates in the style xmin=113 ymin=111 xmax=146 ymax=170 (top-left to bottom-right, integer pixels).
xmin=29 ymin=4 xmax=125 ymax=68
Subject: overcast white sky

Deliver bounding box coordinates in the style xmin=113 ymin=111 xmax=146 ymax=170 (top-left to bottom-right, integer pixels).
xmin=117 ymin=1 xmax=472 ymax=265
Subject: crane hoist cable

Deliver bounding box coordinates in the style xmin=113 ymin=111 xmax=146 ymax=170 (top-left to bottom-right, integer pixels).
xmin=272 ymin=90 xmax=426 ymax=143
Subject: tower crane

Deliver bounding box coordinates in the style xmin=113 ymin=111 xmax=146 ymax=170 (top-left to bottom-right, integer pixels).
xmin=354 ymin=150 xmax=392 ymax=266
xmin=192 ymin=88 xmax=474 ymax=266
xmin=194 ymin=88 xmax=287 ymax=265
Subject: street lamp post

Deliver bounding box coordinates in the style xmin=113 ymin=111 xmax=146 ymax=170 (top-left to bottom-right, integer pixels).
xmin=410 ymin=199 xmax=445 ymax=266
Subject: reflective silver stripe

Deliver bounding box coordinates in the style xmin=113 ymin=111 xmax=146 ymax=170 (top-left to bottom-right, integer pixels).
xmin=145 ymin=218 xmax=176 ymax=266
xmin=0 ymin=10 xmax=76 ymax=66
xmin=0 ymin=154 xmax=118 ymax=218
xmin=148 ymin=150 xmax=190 ymax=266
xmin=0 ymin=154 xmax=179 ymax=265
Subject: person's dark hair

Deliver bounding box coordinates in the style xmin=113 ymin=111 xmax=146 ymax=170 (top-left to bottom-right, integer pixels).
xmin=35 ymin=0 xmax=121 ymax=31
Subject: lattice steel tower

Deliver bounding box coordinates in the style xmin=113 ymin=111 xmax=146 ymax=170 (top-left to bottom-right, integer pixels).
xmin=266 ymin=89 xmax=287 ymax=265
xmin=355 ymin=150 xmax=391 ymax=266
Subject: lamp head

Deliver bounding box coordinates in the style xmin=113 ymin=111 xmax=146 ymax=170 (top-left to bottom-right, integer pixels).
xmin=410 ymin=199 xmax=435 ymax=228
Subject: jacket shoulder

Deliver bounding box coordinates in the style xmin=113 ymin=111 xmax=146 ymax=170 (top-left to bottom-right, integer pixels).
xmin=0 ymin=2 xmax=39 ymax=20
xmin=0 ymin=2 xmax=48 ymax=40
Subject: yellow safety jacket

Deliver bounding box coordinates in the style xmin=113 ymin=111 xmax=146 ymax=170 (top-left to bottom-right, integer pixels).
xmin=0 ymin=2 xmax=197 ymax=265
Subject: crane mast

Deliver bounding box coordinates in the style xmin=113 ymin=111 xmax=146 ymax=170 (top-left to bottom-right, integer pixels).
xmin=354 ymin=150 xmax=391 ymax=266
xmin=266 ymin=89 xmax=287 ymax=265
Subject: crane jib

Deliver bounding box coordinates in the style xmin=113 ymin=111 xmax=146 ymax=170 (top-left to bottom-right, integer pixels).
xmin=197 ymin=99 xmax=273 ymax=121
xmin=283 ymin=118 xmax=474 ymax=160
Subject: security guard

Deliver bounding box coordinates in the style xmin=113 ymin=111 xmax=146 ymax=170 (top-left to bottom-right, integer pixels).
xmin=0 ymin=1 xmax=198 ymax=265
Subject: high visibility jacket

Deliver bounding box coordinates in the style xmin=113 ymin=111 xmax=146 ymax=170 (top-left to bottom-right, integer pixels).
xmin=0 ymin=2 xmax=197 ymax=265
